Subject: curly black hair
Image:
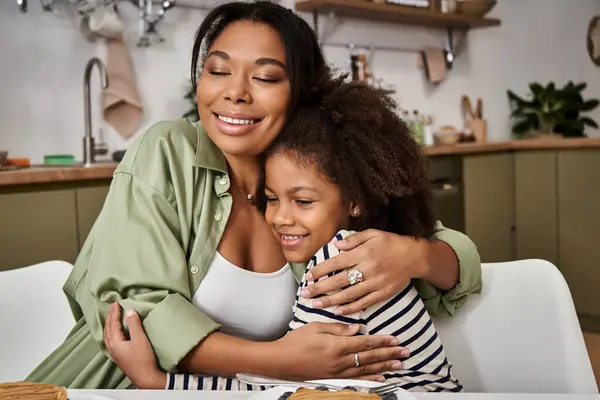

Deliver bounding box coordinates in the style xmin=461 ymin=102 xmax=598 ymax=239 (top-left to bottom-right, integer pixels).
xmin=256 ymin=80 xmax=437 ymax=239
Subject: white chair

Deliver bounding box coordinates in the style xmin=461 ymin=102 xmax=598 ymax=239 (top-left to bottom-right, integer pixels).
xmin=432 ymin=259 xmax=598 ymax=394
xmin=0 ymin=260 xmax=74 ymax=382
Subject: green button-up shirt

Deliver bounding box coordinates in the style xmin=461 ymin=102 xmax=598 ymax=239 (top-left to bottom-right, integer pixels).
xmin=63 ymin=118 xmax=481 ymax=375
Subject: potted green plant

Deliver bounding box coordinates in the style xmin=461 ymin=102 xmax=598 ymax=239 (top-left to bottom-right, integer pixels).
xmin=507 ymin=81 xmax=599 ymax=138
xmin=183 ymin=84 xmax=200 ymax=122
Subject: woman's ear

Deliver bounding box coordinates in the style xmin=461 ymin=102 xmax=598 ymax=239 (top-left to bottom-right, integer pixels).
xmin=348 ymin=202 xmax=360 ymax=217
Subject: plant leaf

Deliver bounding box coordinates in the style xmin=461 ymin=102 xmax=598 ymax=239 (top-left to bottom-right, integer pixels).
xmin=582 ymin=99 xmax=600 ymax=111
xmin=574 ymin=82 xmax=587 ymax=92
xmin=512 ymin=115 xmax=537 ymax=134
xmin=529 ymin=82 xmax=544 ymax=97
xmin=581 ymin=117 xmax=599 ymax=129
xmin=507 ymin=90 xmax=527 ymax=107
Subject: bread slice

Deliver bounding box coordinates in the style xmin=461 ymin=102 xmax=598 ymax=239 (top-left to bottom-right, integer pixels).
xmin=0 ymin=381 xmax=68 ymax=400
xmin=286 ymin=387 xmax=383 ymax=399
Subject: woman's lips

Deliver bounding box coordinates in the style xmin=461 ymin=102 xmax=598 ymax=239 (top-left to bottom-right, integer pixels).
xmin=213 ymin=112 xmax=263 ymax=136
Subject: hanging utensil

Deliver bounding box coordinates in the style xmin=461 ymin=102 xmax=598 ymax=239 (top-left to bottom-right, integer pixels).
xmin=475 ymin=97 xmax=483 ymax=118
xmin=461 ymin=95 xmax=475 ymax=121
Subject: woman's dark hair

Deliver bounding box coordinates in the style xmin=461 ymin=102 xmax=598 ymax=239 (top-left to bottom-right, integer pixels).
xmin=191 ymin=0 xmax=329 ymax=110
xmin=257 ymin=80 xmax=437 ymax=239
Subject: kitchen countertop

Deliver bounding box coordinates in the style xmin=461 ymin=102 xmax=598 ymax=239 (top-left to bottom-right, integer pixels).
xmin=0 ymin=162 xmax=117 ymax=187
xmin=1 ymin=137 xmax=599 ymax=187
xmin=425 ymin=137 xmax=600 ymax=156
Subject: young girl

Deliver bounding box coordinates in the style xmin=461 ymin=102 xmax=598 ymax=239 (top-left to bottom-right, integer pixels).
xmin=257 ymin=80 xmax=462 ymax=392
xmin=112 ymin=80 xmax=463 ymax=393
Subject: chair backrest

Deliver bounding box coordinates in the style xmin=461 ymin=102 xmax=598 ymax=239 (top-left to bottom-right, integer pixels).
xmin=0 ymin=260 xmax=74 ymax=382
xmin=433 ymin=259 xmax=598 ymax=394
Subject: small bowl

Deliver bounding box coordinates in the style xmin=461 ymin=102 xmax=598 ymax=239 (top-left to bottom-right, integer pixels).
xmin=456 ymin=0 xmax=497 ymax=17
xmin=434 ymin=133 xmax=462 ymax=146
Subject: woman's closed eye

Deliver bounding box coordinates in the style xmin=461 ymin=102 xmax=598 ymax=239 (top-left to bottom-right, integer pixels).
xmin=265 ymin=196 xmax=279 ymax=203
xmin=254 ymin=76 xmax=281 ymax=83
xmin=208 ymin=70 xmax=230 ymax=76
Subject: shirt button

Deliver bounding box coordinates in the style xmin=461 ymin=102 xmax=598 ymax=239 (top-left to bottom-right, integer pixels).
xmin=214 ymin=213 xmax=222 ymax=221
xmin=190 ymin=265 xmax=199 ymax=274
xmin=218 ymin=178 xmax=227 ymax=186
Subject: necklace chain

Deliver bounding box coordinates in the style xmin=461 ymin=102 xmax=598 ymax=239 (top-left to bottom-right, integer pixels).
xmin=230 ymin=180 xmax=254 ymax=201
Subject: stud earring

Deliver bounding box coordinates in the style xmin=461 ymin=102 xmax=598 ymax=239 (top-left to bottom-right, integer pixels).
xmin=353 ymin=209 xmax=359 ymax=216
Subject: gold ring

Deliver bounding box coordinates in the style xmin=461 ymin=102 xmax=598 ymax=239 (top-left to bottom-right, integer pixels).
xmin=354 ymin=352 xmax=360 ymax=367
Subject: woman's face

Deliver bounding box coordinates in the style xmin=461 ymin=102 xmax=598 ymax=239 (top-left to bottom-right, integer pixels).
xmin=196 ymin=21 xmax=291 ymax=158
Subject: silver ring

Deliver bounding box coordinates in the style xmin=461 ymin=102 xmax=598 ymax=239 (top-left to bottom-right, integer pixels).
xmin=354 ymin=352 xmax=360 ymax=367
xmin=347 ymin=267 xmax=364 ymax=286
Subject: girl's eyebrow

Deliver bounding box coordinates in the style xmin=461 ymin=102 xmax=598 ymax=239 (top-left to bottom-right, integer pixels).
xmin=287 ymin=186 xmax=319 ymax=194
xmin=265 ymin=184 xmax=319 ymax=194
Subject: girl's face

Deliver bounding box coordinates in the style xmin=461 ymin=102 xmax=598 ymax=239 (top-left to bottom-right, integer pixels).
xmin=264 ymin=153 xmax=357 ymax=263
xmin=196 ymin=21 xmax=291 ymax=158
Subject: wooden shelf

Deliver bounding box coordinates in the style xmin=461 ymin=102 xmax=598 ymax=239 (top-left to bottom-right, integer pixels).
xmin=295 ymin=0 xmax=501 ymax=30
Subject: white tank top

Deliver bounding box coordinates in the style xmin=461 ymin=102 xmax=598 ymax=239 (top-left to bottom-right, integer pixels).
xmin=192 ymin=252 xmax=297 ymax=342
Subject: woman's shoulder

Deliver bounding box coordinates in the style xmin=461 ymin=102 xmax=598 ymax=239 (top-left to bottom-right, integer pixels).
xmin=116 ymin=118 xmax=202 ymax=173
xmin=112 ymin=118 xmax=225 ymax=202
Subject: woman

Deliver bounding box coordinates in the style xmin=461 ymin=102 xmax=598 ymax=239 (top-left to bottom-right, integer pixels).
xmin=27 ymin=0 xmax=481 ymax=390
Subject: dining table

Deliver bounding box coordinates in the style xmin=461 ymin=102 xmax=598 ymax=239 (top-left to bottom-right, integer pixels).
xmin=69 ymin=389 xmax=600 ymax=400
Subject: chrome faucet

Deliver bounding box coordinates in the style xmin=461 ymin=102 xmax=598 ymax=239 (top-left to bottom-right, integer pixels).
xmin=17 ymin=0 xmax=27 ymax=12
xmin=83 ymin=57 xmax=109 ymax=166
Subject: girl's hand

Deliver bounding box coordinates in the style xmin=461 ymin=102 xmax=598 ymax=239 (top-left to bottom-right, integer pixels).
xmin=272 ymin=322 xmax=409 ymax=381
xmin=301 ymin=229 xmax=432 ymax=315
xmin=104 ymin=302 xmax=167 ymax=389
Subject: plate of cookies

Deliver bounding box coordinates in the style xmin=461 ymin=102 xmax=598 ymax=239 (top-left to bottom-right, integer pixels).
xmin=247 ymin=379 xmax=417 ymax=400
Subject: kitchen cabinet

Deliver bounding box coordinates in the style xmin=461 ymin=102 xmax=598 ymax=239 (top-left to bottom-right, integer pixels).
xmin=0 ymin=189 xmax=79 ymax=271
xmin=463 ymin=153 xmax=515 ymax=263
xmin=514 ymin=151 xmax=559 ymax=266
xmin=0 ymin=181 xmax=111 ymax=272
xmin=428 ymin=156 xmax=465 ymax=233
xmin=75 ymin=185 xmax=110 ymax=249
xmin=456 ymin=148 xmax=600 ymax=328
xmin=557 ymin=150 xmax=600 ymax=321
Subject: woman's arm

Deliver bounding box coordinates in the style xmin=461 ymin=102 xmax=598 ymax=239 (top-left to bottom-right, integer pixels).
xmin=415 ymin=221 xmax=482 ymax=316
xmin=70 ymin=123 xmax=222 ymax=373
xmin=299 ymin=221 xmax=482 ymax=317
xmin=105 ymin=303 xmax=405 ymax=384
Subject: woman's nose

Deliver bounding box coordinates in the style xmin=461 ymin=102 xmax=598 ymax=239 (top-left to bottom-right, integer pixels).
xmin=224 ymin=74 xmax=252 ymax=104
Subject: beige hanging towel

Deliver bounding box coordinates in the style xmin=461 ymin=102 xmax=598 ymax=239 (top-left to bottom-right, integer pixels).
xmin=102 ymin=36 xmax=143 ymax=139
xmin=420 ymin=47 xmax=447 ymax=84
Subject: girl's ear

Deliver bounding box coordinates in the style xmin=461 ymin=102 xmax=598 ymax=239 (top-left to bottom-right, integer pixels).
xmin=348 ymin=201 xmax=360 ymax=217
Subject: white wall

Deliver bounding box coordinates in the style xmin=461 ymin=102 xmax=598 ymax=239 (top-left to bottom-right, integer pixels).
xmin=1 ymin=0 xmax=599 ymax=164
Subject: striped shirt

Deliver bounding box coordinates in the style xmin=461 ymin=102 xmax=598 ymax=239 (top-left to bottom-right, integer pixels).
xmin=165 ymin=229 xmax=462 ymax=392
xmin=289 ymin=230 xmax=462 ymax=393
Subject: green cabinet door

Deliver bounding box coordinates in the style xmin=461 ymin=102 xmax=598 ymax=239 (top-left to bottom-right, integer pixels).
xmin=557 ymin=149 xmax=600 ymax=320
xmin=514 ymin=151 xmax=559 ymax=266
xmin=0 ymin=189 xmax=79 ymax=271
xmin=75 ymin=185 xmax=110 ymax=249
xmin=463 ymin=152 xmax=516 ymax=263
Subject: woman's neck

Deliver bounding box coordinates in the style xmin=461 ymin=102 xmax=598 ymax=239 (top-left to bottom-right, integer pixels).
xmin=224 ymin=154 xmax=262 ymax=195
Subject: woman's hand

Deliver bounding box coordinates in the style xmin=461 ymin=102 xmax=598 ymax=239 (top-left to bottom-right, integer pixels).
xmin=271 ymin=322 xmax=409 ymax=381
xmin=104 ymin=302 xmax=167 ymax=389
xmin=301 ymin=229 xmax=457 ymax=315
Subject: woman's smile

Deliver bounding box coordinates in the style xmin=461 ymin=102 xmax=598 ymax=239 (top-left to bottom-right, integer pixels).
xmin=212 ymin=111 xmax=264 ymax=136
